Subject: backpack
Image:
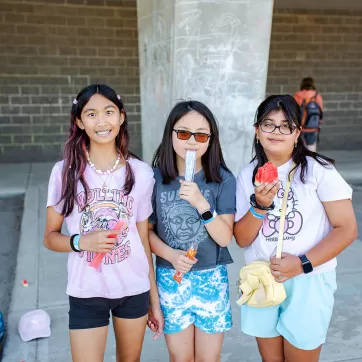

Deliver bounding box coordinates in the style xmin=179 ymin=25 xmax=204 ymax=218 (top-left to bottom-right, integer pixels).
xmin=300 ymin=92 xmax=323 ymax=129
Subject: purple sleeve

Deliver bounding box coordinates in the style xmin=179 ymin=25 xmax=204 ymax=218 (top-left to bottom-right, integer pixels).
xmin=47 ymin=163 xmax=64 ymax=215
xmin=136 ymin=175 xmax=155 ymax=222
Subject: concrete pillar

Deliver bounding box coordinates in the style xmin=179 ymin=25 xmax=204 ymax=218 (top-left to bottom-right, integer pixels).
xmin=137 ymin=0 xmax=274 ymax=174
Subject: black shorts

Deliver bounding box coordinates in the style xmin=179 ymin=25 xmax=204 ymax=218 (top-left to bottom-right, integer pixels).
xmin=68 ymin=290 xmax=150 ymax=330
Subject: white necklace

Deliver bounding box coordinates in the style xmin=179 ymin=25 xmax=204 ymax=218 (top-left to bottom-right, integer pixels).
xmin=86 ymin=151 xmax=121 ymax=175
xmin=86 ymin=151 xmax=120 ymax=194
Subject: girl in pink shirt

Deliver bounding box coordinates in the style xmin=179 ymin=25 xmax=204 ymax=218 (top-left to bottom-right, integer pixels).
xmin=44 ymin=84 xmax=163 ymax=362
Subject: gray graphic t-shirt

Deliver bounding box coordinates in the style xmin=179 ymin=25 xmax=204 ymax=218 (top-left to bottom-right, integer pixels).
xmin=149 ymin=167 xmax=236 ymax=271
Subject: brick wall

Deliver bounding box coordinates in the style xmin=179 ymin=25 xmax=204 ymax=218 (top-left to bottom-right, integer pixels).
xmin=267 ymin=9 xmax=362 ymax=150
xmin=0 ymin=0 xmax=141 ymax=163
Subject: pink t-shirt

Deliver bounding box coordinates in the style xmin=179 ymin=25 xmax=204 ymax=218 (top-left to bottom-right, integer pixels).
xmin=47 ymin=157 xmax=155 ymax=299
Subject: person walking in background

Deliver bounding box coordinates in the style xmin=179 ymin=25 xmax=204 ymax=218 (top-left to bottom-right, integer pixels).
xmin=294 ymin=77 xmax=323 ymax=152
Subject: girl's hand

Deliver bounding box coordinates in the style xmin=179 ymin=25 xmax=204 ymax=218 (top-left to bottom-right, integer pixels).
xmin=170 ymin=249 xmax=197 ymax=274
xmin=255 ymin=180 xmax=280 ymax=208
xmin=147 ymin=305 xmax=164 ymax=340
xmin=270 ymin=253 xmax=303 ymax=283
xmin=79 ymin=229 xmax=121 ymax=253
xmin=179 ymin=180 xmax=209 ymax=212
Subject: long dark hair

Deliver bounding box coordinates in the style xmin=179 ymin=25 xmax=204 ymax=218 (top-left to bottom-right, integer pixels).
xmin=152 ymin=100 xmax=230 ymax=184
xmin=60 ymin=84 xmax=136 ymax=217
xmin=252 ymin=94 xmax=334 ymax=184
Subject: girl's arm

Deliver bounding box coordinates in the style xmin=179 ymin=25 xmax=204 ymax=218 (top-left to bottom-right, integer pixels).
xmin=234 ymin=209 xmax=267 ymax=248
xmin=306 ymin=199 xmax=357 ymax=266
xmin=148 ymin=224 xmax=197 ymax=273
xmin=43 ymin=207 xmax=119 ymax=253
xmin=137 ymin=219 xmax=163 ymax=339
xmin=234 ymin=179 xmax=279 ymax=248
xmin=179 ymin=180 xmax=236 ymax=247
xmin=43 ymin=206 xmax=72 ymax=252
xmin=197 ymin=209 xmax=234 ymax=248
xmin=271 ymin=199 xmax=357 ymax=281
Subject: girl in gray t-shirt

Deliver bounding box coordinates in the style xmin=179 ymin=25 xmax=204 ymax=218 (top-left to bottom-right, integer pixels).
xmin=148 ymin=100 xmax=236 ymax=361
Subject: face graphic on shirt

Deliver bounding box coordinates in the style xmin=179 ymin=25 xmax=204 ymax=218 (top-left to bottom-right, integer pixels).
xmin=161 ymin=199 xmax=208 ymax=249
xmin=168 ymin=205 xmax=201 ymax=241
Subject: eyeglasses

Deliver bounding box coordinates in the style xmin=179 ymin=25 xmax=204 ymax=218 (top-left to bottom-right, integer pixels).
xmin=260 ymin=122 xmax=296 ymax=135
xmin=173 ymin=129 xmax=211 ymax=143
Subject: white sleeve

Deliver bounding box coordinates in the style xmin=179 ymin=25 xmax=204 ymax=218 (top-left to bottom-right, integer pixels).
xmin=235 ymin=171 xmax=250 ymax=222
xmin=315 ymin=163 xmax=353 ymax=202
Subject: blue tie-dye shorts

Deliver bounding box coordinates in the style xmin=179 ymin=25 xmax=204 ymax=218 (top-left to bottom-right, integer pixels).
xmin=156 ymin=265 xmax=233 ymax=334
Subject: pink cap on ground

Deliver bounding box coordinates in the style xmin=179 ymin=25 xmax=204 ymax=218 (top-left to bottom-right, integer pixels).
xmin=18 ymin=309 xmax=51 ymax=342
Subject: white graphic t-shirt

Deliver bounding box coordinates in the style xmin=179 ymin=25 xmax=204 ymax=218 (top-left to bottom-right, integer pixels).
xmin=47 ymin=157 xmax=155 ymax=298
xmin=235 ymin=157 xmax=353 ymax=274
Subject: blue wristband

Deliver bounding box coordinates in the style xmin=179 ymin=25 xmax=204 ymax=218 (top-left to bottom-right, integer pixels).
xmin=73 ymin=234 xmax=82 ymax=251
xmin=249 ymin=206 xmax=265 ymax=219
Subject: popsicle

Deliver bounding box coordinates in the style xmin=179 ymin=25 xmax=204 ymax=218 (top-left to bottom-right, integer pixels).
xmin=89 ymin=218 xmax=126 ymax=271
xmin=184 ymin=150 xmax=196 ymax=182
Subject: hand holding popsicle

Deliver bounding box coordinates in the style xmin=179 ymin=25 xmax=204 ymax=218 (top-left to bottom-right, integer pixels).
xmin=173 ymin=243 xmax=198 ymax=283
xmin=170 ymin=249 xmax=197 ymax=275
xmin=89 ymin=219 xmax=126 ymax=270
xmin=78 ymin=229 xmax=120 ymax=253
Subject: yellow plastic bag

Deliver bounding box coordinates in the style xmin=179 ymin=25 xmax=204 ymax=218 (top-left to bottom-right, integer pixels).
xmin=236 ymin=261 xmax=286 ymax=307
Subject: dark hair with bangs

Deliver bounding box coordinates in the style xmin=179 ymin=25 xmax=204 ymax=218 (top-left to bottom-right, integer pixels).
xmin=252 ymin=94 xmax=334 ymax=184
xmin=152 ymin=100 xmax=230 ymax=184
xmin=59 ymin=84 xmax=137 ymax=217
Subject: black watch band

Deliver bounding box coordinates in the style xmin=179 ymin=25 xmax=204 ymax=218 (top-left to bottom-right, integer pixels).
xmin=299 ymin=254 xmax=313 ymax=274
xmin=250 ymin=194 xmax=275 ymax=211
xmin=70 ymin=234 xmax=81 ymax=253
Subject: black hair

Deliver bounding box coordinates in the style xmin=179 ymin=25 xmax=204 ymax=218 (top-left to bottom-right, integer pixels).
xmin=152 ymin=100 xmax=230 ymax=184
xmin=252 ymin=94 xmax=334 ymax=184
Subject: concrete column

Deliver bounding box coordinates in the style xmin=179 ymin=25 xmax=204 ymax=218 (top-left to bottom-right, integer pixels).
xmin=137 ymin=0 xmax=274 ymax=174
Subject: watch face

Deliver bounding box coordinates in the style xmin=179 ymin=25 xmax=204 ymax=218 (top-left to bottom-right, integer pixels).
xmin=303 ymin=262 xmax=313 ymax=273
xmin=201 ymin=210 xmax=213 ymax=221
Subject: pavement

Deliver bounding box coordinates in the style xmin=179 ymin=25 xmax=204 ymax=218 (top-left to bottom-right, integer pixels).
xmin=0 ymin=150 xmax=361 ymax=362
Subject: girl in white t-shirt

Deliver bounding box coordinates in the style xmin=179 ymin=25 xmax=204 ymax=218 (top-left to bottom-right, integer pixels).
xmin=44 ymin=84 xmax=163 ymax=362
xmin=234 ymin=94 xmax=357 ymax=362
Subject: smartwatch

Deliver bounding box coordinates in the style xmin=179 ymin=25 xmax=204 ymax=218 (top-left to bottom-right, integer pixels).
xmin=200 ymin=208 xmax=217 ymax=225
xmin=250 ymin=194 xmax=275 ymax=211
xmin=299 ymin=254 xmax=313 ymax=274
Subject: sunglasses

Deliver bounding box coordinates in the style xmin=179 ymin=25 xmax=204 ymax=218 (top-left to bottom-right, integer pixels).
xmin=173 ymin=129 xmax=211 ymax=143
